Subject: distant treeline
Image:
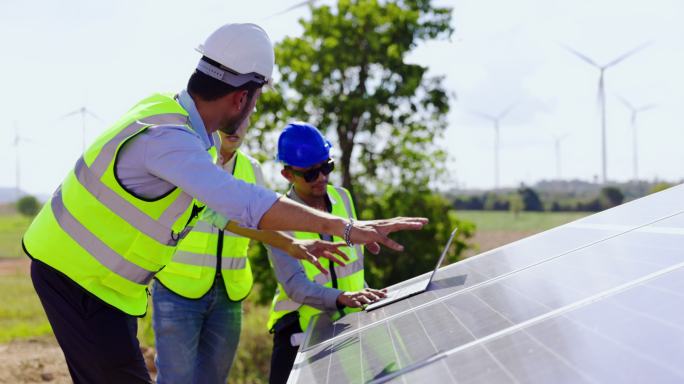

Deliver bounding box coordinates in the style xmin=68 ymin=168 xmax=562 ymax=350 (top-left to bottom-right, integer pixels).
xmin=450 ymin=180 xmax=675 ymax=213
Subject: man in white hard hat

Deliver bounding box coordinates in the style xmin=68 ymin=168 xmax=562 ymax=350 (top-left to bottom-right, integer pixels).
xmin=23 ymin=23 xmax=427 ymax=383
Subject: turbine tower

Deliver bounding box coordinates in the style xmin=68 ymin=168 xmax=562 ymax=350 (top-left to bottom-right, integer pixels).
xmin=562 ymin=42 xmax=651 ymax=184
xmin=61 ymin=106 xmax=103 ymax=152
xmin=471 ymin=103 xmax=517 ymax=190
xmin=617 ymin=96 xmax=656 ymax=181
xmin=12 ymin=122 xmax=32 ymax=200
xmin=551 ymin=133 xmax=569 ymax=180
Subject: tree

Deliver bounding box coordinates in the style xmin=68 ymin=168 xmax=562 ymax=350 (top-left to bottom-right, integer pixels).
xmin=599 ymin=186 xmax=624 ymax=209
xmin=518 ymin=186 xmax=543 ymax=211
xmin=359 ymin=186 xmax=474 ymax=288
xmin=16 ymin=195 xmax=40 ymax=217
xmin=244 ymin=0 xmax=475 ymax=301
xmin=248 ymin=0 xmax=453 ymax=196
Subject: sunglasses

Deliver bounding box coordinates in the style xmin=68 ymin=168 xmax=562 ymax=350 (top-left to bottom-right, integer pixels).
xmin=288 ymin=159 xmax=335 ymax=182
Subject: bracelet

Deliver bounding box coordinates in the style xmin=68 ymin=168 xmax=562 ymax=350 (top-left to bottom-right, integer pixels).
xmin=343 ymin=218 xmax=354 ymax=247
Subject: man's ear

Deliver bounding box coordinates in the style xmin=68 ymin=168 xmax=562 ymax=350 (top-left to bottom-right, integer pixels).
xmin=224 ymin=90 xmax=249 ymax=113
xmin=281 ymin=168 xmax=294 ymax=183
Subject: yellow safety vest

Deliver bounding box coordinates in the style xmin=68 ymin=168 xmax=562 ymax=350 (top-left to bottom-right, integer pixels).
xmin=267 ymin=186 xmax=365 ymax=332
xmin=22 ymin=93 xmax=216 ymax=316
xmin=156 ymin=150 xmax=258 ymax=300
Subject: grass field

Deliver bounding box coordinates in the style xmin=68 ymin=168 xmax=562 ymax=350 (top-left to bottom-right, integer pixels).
xmin=0 ymin=274 xmax=52 ymax=343
xmin=0 ymin=209 xmax=592 ymax=383
xmin=454 ymin=210 xmax=590 ymax=232
xmin=453 ymin=210 xmax=591 ymax=257
xmin=0 ymin=214 xmax=30 ymax=259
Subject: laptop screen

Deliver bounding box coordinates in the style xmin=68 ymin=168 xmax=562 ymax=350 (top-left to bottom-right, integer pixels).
xmin=426 ymin=228 xmax=458 ymax=285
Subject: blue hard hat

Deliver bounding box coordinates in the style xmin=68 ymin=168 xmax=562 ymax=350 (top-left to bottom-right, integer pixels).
xmin=276 ymin=122 xmax=332 ymax=168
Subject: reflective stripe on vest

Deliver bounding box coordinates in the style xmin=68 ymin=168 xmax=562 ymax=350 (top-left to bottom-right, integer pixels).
xmin=51 ymin=187 xmax=155 ymax=285
xmin=73 ymin=155 xmax=191 ymax=246
xmin=268 ymin=185 xmax=365 ymax=331
xmin=171 ymin=251 xmax=248 ymax=270
xmin=22 ymin=93 xmax=208 ymax=316
xmin=155 ymin=150 xmax=258 ymax=300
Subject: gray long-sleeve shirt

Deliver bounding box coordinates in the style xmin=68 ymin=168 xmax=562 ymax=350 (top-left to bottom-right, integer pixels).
xmin=115 ymin=90 xmax=279 ymax=229
xmin=267 ymin=189 xmax=342 ymax=311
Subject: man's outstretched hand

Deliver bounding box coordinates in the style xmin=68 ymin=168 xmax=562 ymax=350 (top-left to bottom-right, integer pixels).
xmin=349 ymin=217 xmax=429 ymax=254
xmin=286 ymin=239 xmax=349 ymax=275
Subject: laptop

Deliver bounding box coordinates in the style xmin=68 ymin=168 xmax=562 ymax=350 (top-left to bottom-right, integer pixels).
xmin=364 ymin=228 xmax=458 ymax=311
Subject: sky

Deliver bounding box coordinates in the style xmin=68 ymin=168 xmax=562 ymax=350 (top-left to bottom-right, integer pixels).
xmin=1 ymin=0 xmax=683 ymax=195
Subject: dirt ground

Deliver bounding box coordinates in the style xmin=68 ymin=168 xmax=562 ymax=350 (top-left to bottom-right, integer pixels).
xmin=0 ymin=257 xmax=30 ymax=276
xmin=0 ymin=337 xmax=157 ymax=384
xmin=0 ymin=337 xmax=70 ymax=384
xmin=463 ymin=229 xmax=537 ymax=258
xmin=0 ymin=230 xmax=531 ymax=383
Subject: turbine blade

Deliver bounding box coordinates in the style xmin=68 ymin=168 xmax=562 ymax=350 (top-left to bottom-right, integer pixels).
xmin=616 ymin=95 xmax=635 ymax=111
xmin=498 ymin=101 xmax=519 ymax=120
xmin=604 ymin=41 xmax=652 ymax=68
xmin=84 ymin=109 xmax=104 ymax=122
xmin=469 ymin=110 xmax=496 ymax=121
xmin=638 ymin=104 xmax=657 ymax=112
xmin=267 ymin=0 xmax=317 ymax=18
xmin=560 ymin=44 xmax=600 ymax=68
xmin=59 ymin=109 xmax=82 ymax=120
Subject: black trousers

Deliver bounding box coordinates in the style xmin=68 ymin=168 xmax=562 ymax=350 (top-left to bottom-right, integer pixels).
xmin=269 ymin=313 xmax=302 ymax=384
xmin=30 ymin=259 xmax=151 ymax=384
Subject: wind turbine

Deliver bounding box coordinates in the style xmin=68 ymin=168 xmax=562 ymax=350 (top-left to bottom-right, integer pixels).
xmin=562 ymin=42 xmax=651 ymax=184
xmin=12 ymin=122 xmax=33 ymax=200
xmin=471 ymin=103 xmax=517 ymax=190
xmin=61 ymin=106 xmax=103 ymax=152
xmin=617 ymin=96 xmax=656 ymax=181
xmin=551 ymin=133 xmax=569 ymax=180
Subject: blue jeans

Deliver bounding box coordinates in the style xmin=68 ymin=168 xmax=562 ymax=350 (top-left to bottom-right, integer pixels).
xmin=152 ymin=279 xmax=242 ymax=384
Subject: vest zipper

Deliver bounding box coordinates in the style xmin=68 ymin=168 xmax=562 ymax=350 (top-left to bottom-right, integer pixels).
xmin=216 ymin=230 xmax=224 ymax=279
xmin=319 ymin=234 xmax=338 ymax=289
xmin=215 ymin=152 xmax=236 ymax=281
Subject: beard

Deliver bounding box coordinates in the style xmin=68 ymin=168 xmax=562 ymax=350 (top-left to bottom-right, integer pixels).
xmin=219 ymin=94 xmax=254 ymax=135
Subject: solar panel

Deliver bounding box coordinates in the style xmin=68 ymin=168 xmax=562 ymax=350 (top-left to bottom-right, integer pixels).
xmin=287 ymin=184 xmax=684 ymax=384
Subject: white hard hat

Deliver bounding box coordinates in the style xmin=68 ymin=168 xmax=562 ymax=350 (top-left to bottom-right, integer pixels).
xmin=196 ymin=23 xmax=274 ymax=87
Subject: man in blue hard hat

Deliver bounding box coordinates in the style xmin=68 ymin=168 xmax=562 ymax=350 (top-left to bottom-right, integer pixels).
xmin=266 ymin=122 xmax=387 ymax=384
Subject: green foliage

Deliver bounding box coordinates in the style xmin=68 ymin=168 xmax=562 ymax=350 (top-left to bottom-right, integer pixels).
xmin=248 ymin=0 xmax=454 ymax=195
xmin=599 ymin=186 xmax=624 ymax=209
xmin=517 ymin=186 xmax=543 ymax=211
xmin=509 ymin=194 xmax=523 ymax=218
xmin=483 ymin=193 xmax=510 ymax=211
xmin=16 ymin=195 xmax=40 ymax=217
xmin=227 ymin=298 xmax=272 ymax=384
xmin=247 ymin=242 xmax=276 ymax=305
xmin=358 ymin=186 xmax=474 ymax=288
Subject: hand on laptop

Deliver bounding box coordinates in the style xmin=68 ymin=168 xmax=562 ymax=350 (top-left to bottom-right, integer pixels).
xmin=336 ymin=288 xmax=388 ymax=308
xmin=349 ymin=217 xmax=429 ymax=254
